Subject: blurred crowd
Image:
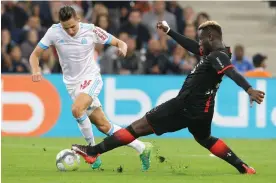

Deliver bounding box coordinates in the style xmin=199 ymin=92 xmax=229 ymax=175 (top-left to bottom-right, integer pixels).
xmin=1 ymin=1 xmax=272 ymax=77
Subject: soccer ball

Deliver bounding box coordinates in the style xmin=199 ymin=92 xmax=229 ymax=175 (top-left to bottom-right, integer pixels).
xmin=56 ymin=149 xmax=80 ymax=171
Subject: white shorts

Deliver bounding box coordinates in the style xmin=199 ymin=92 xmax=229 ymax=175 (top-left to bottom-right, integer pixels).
xmin=66 ymin=74 xmax=103 ymax=116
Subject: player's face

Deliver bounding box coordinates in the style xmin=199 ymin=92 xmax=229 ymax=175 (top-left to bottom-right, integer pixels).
xmin=198 ymin=29 xmax=212 ymax=55
xmin=61 ymin=17 xmax=79 ymax=37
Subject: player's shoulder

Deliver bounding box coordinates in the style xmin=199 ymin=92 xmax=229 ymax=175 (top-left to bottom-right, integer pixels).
xmin=80 ymin=22 xmax=94 ymax=30
xmin=48 ymin=23 xmax=62 ymax=31
xmin=51 ymin=23 xmax=62 ymax=29
xmin=208 ymin=50 xmax=230 ymax=60
xmin=47 ymin=23 xmax=62 ymax=33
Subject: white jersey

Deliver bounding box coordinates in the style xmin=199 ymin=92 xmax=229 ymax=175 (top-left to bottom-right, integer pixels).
xmin=38 ymin=23 xmax=112 ymax=85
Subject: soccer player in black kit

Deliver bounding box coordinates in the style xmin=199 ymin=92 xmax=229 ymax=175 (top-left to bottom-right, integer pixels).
xmin=72 ymin=20 xmax=265 ymax=174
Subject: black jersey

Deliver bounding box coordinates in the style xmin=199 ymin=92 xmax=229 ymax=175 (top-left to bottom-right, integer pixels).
xmin=167 ymin=29 xmax=251 ymax=113
xmin=177 ymin=50 xmax=233 ymax=112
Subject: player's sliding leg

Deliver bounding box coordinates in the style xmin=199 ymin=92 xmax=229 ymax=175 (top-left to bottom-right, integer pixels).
xmin=194 ymin=136 xmax=256 ymax=174
xmin=71 ymin=93 xmax=100 ymax=169
xmin=72 ymin=116 xmax=154 ymax=170
xmin=88 ymin=107 xmax=147 ymax=155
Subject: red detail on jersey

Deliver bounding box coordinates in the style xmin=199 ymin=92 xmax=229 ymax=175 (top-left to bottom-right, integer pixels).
xmin=217 ymin=64 xmax=234 ymax=74
xmin=204 ymin=96 xmax=212 ymax=113
xmin=80 ymin=80 xmax=92 ymax=90
xmin=93 ymin=27 xmax=108 ymax=41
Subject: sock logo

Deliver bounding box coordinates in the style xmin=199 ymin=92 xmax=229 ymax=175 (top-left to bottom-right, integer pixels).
xmin=1 ymin=75 xmax=61 ymax=136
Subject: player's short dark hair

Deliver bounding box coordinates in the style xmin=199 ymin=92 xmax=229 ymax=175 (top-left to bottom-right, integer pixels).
xmin=59 ymin=6 xmax=77 ymax=22
xmin=198 ymin=21 xmax=222 ymax=39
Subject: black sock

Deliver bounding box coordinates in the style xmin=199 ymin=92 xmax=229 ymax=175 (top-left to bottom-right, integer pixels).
xmin=87 ymin=127 xmax=136 ymax=156
xmin=197 ymin=136 xmax=247 ymax=173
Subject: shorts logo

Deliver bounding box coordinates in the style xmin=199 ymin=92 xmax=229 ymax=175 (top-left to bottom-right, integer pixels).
xmin=1 ymin=75 xmax=61 ymax=136
xmin=80 ymin=80 xmax=92 ymax=90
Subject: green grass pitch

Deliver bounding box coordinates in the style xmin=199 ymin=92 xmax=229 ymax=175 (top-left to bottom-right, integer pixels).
xmin=2 ymin=137 xmax=276 ymax=183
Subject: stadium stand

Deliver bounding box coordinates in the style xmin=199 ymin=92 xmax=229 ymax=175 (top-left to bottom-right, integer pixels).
xmin=2 ymin=1 xmax=276 ymax=75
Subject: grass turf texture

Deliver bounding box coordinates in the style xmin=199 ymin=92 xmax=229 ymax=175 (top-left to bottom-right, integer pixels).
xmin=2 ymin=137 xmax=276 ymax=183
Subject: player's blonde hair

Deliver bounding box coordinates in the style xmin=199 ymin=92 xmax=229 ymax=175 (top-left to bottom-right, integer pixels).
xmin=198 ymin=20 xmax=222 ymax=37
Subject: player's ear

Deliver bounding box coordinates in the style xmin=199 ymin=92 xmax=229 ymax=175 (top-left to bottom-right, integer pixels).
xmin=75 ymin=15 xmax=81 ymax=22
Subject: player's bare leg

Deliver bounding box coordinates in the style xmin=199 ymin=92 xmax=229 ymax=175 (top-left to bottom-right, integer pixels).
xmin=88 ymin=107 xmax=148 ymax=155
xmin=71 ymin=93 xmax=100 ymax=169
xmin=72 ymin=93 xmax=95 ymax=146
xmin=72 ymin=116 xmax=154 ymax=170
xmin=194 ymin=135 xmax=256 ymax=174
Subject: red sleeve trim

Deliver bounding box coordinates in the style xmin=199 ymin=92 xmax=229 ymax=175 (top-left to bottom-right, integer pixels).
xmin=217 ymin=64 xmax=234 ymax=74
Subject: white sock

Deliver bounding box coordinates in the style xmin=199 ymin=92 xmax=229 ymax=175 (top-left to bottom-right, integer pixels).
xmin=107 ymin=123 xmax=145 ymax=154
xmin=76 ymin=114 xmax=95 ymax=146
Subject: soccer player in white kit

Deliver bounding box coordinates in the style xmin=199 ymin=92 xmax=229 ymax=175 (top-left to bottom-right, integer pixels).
xmin=29 ymin=6 xmax=152 ymax=171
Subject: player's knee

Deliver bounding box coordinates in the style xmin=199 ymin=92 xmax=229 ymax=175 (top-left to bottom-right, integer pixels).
xmin=71 ymin=105 xmax=83 ymax=118
xmin=194 ymin=135 xmax=218 ymax=149
xmin=127 ymin=116 xmax=152 ymax=137
xmin=126 ymin=125 xmax=139 ymax=138
xmin=188 ymin=126 xmax=210 ymax=141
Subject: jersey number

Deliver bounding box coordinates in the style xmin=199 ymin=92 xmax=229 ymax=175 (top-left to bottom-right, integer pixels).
xmin=80 ymin=80 xmax=92 ymax=90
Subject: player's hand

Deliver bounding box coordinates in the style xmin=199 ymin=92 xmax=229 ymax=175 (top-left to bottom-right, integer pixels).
xmin=247 ymin=88 xmax=265 ymax=107
xmin=32 ymin=72 xmax=42 ymax=82
xmin=156 ymin=21 xmax=170 ymax=33
xmin=117 ymin=41 xmax=127 ymax=57
xmin=117 ymin=47 xmax=126 ymax=57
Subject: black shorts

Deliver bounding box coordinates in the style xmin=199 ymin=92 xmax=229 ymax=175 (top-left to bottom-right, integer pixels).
xmin=145 ymin=97 xmax=214 ymax=139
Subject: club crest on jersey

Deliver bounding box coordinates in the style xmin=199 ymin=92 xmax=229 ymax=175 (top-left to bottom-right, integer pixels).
xmin=81 ymin=38 xmax=88 ymax=45
xmin=80 ymin=80 xmax=92 ymax=90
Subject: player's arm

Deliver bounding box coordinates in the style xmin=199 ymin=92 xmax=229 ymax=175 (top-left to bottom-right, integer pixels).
xmin=92 ymin=26 xmax=127 ymax=57
xmin=29 ymin=46 xmax=45 ymax=82
xmin=29 ymin=27 xmax=53 ymax=82
xmin=109 ymin=36 xmax=127 ymax=57
xmin=209 ymin=52 xmax=265 ymax=106
xmin=156 ymin=21 xmax=200 ymax=55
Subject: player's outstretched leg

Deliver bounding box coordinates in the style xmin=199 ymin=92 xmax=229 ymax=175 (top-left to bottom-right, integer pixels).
xmin=72 ymin=116 xmax=154 ymax=171
xmin=195 ymin=136 xmax=256 ymax=174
